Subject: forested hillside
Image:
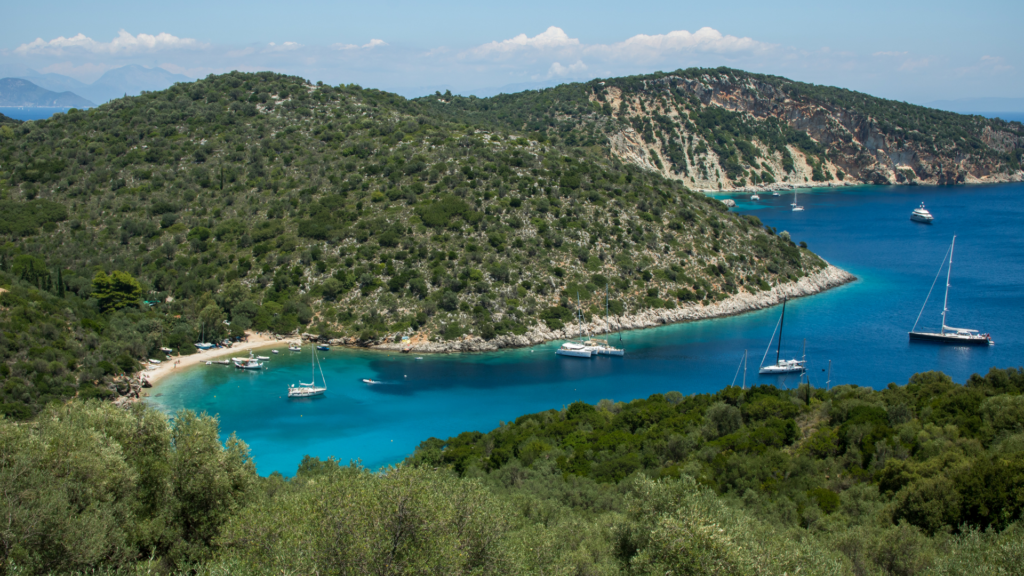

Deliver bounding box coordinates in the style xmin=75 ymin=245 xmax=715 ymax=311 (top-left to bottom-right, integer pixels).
xmin=419 ymin=67 xmax=1024 ymax=190
xmin=1 ymin=368 xmax=1021 ymax=575
xmin=0 ymin=71 xmax=828 ymax=418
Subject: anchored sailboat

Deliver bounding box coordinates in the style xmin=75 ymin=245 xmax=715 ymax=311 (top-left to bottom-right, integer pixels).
xmin=583 ymin=284 xmax=625 ymax=357
xmin=288 ymin=342 xmax=328 ymax=397
xmin=759 ymin=297 xmax=807 ymax=374
xmin=909 ymin=235 xmax=993 ymax=345
xmin=556 ymin=291 xmax=592 ymax=358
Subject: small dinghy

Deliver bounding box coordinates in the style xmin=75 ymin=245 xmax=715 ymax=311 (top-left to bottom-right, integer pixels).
xmin=361 ymin=378 xmax=383 ymax=385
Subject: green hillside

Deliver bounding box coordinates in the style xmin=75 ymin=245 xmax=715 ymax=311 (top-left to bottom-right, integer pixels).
xmin=0 ymin=71 xmax=826 ymax=418
xmin=1 ymin=368 xmax=1021 ymax=574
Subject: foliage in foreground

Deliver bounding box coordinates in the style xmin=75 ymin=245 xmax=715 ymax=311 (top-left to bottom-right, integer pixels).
xmin=2 ymin=367 xmax=1023 ymax=575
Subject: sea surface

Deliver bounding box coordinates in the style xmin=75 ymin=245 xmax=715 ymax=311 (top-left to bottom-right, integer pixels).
xmin=0 ymin=107 xmax=90 ymax=121
xmin=149 ymin=183 xmax=1024 ymax=475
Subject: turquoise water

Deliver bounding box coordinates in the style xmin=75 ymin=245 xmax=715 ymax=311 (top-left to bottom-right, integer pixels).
xmin=149 ymin=183 xmax=1024 ymax=475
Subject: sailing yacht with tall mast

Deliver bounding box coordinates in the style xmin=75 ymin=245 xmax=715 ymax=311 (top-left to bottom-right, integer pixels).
xmin=759 ymin=297 xmax=807 ymax=374
xmin=909 ymin=235 xmax=993 ymax=345
xmin=584 ymin=284 xmax=625 ymax=356
xmin=556 ymin=292 xmax=592 ymax=358
xmin=791 ymin=189 xmax=805 ymax=212
xmin=288 ymin=342 xmax=328 ymax=397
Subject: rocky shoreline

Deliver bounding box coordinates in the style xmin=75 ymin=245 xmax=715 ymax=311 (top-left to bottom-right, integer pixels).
xmin=701 ymin=173 xmax=1024 ymax=196
xmin=363 ymin=264 xmax=855 ymax=354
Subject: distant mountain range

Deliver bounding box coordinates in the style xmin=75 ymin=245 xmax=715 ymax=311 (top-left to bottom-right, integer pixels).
xmin=0 ymin=64 xmax=192 ymax=107
xmin=0 ymin=78 xmax=95 ymax=107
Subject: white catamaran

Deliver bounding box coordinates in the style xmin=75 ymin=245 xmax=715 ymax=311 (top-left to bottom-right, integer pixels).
xmin=288 ymin=342 xmax=328 ymax=398
xmin=908 ymin=235 xmax=992 ymax=345
xmin=759 ymin=297 xmax=807 ymax=374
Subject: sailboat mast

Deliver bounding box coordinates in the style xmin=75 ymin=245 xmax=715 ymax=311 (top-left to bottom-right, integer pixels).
xmin=743 ymin=350 xmax=747 ymax=389
xmin=576 ymin=291 xmax=583 ymax=340
xmin=941 ymin=235 xmax=955 ymax=335
xmin=777 ymin=298 xmax=786 ymax=364
xmin=311 ymin=341 xmax=315 ymax=383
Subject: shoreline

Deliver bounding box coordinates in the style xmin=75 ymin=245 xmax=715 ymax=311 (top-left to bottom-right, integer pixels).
xmin=371 ymin=264 xmax=856 ymax=353
xmin=141 ymin=333 xmax=299 ymax=388
xmin=139 ymin=265 xmax=855 ymax=393
xmin=699 ymin=174 xmax=1024 ymax=195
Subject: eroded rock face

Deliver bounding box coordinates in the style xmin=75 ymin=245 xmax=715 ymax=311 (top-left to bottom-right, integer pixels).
xmin=372 ymin=265 xmax=855 ymax=354
xmin=601 ymin=72 xmax=1023 ymax=190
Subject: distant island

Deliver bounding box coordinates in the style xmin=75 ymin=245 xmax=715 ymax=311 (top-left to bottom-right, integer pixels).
xmin=0 ymin=77 xmax=95 ymax=108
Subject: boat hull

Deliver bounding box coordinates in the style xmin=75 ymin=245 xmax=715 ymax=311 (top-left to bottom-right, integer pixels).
xmin=910 ymin=214 xmax=933 ymax=224
xmin=759 ymin=366 xmax=805 ymax=375
xmin=556 ymin=349 xmax=592 ymax=358
xmin=288 ymin=387 xmax=326 ymax=398
xmin=908 ymin=331 xmax=991 ymax=345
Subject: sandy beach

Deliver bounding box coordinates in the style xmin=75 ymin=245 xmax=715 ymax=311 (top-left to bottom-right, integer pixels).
xmin=141 ymin=332 xmax=300 ymax=388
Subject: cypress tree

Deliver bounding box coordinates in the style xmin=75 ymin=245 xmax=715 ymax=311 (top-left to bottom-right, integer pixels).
xmin=58 ymin=268 xmax=65 ymax=298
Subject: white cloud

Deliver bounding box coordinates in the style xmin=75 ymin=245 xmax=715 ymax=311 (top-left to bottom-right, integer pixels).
xmin=265 ymin=41 xmax=303 ymax=52
xmin=462 ymin=26 xmax=770 ymax=64
xmin=465 ymin=26 xmax=579 ymax=58
xmin=544 ymin=60 xmax=588 ymax=79
xmin=593 ymin=27 xmax=771 ymax=60
xmin=15 ymin=30 xmax=203 ymax=55
xmin=333 ymin=39 xmax=388 ymax=50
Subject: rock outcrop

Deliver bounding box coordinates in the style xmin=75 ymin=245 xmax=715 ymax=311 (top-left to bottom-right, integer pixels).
xmin=598 ymin=71 xmax=1024 ymax=191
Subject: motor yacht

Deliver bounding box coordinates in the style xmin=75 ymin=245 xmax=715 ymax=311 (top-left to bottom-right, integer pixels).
xmin=910 ymin=202 xmax=934 ymax=223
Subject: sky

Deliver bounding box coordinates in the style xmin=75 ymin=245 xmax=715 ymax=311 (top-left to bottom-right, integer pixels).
xmin=1 ymin=0 xmax=1022 ymax=105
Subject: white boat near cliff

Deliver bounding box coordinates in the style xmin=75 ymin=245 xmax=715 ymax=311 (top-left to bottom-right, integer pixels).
xmin=556 ymin=341 xmax=592 ymax=358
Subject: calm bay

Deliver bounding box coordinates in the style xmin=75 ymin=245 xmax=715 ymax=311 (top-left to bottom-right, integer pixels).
xmin=148 ymin=182 xmax=1024 ymax=475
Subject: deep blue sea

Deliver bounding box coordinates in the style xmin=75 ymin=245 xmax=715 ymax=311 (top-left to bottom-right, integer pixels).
xmin=149 ymin=183 xmax=1024 ymax=475
xmin=0 ymin=107 xmax=90 ymax=121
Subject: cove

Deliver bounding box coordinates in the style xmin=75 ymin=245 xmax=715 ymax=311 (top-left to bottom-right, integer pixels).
xmin=148 ymin=182 xmax=1024 ymax=475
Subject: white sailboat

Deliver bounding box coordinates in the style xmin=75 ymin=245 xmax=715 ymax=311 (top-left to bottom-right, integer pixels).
xmin=908 ymin=235 xmax=992 ymax=345
xmin=288 ymin=343 xmax=327 ymax=397
xmin=584 ymin=284 xmax=625 ymax=356
xmin=759 ymin=297 xmax=806 ymax=374
xmin=556 ymin=292 xmax=592 ymax=358
xmin=792 ymin=189 xmax=805 ymax=212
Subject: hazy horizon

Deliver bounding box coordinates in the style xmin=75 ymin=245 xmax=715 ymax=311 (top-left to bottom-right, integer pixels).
xmin=1 ymin=0 xmax=1021 ymax=109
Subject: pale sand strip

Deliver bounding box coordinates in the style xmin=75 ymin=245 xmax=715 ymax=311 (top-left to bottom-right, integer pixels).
xmin=142 ymin=332 xmax=300 ymax=388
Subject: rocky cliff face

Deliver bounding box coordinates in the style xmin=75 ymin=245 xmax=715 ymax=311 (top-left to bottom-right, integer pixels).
xmin=593 ymin=71 xmax=1024 ymax=191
